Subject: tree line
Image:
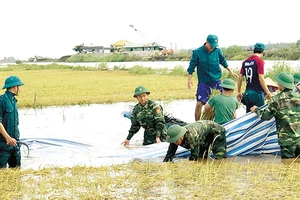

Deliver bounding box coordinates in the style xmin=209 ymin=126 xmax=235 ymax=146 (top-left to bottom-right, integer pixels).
xmin=68 ymin=40 xmax=300 ymax=62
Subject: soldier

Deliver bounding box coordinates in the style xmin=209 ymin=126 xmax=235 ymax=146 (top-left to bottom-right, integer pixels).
xmin=250 ymin=72 xmax=300 ymax=158
xmin=121 ymin=86 xmax=167 ymax=146
xmin=163 ymin=120 xmax=226 ymax=162
xmin=294 ymin=72 xmax=300 ymax=91
xmin=0 ymin=76 xmax=24 ymax=168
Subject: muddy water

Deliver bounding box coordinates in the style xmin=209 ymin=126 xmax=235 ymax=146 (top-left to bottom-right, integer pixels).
xmin=18 ymin=100 xmax=284 ymax=170
xmin=18 ymin=100 xmax=194 ymax=169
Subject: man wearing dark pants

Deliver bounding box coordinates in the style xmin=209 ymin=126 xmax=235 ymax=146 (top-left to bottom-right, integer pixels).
xmin=237 ymin=43 xmax=272 ymax=112
xmin=0 ymin=76 xmax=24 ymax=168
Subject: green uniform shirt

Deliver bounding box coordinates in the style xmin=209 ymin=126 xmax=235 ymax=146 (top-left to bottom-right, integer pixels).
xmin=187 ymin=44 xmax=229 ymax=84
xmin=164 ymin=120 xmax=226 ymax=161
xmin=0 ymin=91 xmax=20 ymax=142
xmin=127 ymin=99 xmax=167 ymax=145
xmin=208 ymin=94 xmax=238 ymax=125
xmin=255 ymin=88 xmax=300 ymax=147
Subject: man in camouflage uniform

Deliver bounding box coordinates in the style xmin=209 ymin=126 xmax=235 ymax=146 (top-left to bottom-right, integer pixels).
xmin=251 ymin=72 xmax=300 ymax=158
xmin=163 ymin=120 xmax=226 ymax=162
xmin=294 ymin=72 xmax=300 ymax=91
xmin=121 ymin=86 xmax=167 ymax=146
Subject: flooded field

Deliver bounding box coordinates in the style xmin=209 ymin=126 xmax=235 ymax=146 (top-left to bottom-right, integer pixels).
xmin=17 ymin=99 xmax=289 ymax=170
xmin=2 ymin=100 xmax=299 ymax=199
xmin=19 ymin=100 xmax=196 ymax=169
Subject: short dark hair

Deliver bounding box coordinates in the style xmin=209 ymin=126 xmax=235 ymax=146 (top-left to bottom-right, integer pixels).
xmin=254 ymin=49 xmax=264 ymax=54
xmin=223 ymin=88 xmax=233 ymax=91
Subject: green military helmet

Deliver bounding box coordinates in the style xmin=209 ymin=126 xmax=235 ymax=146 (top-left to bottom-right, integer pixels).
xmin=166 ymin=124 xmax=187 ymax=143
xmin=220 ymin=78 xmax=236 ymax=89
xmin=133 ymin=85 xmax=150 ymax=97
xmin=275 ymin=72 xmax=295 ymax=89
xmin=2 ymin=76 xmax=24 ymax=89
xmin=294 ymin=72 xmax=300 ymax=83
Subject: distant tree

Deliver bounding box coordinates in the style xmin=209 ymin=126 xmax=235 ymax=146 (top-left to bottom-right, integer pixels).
xmin=73 ymin=43 xmax=85 ymax=53
xmin=222 ymin=45 xmax=244 ymax=60
xmin=7 ymin=57 xmax=16 ymax=63
xmin=296 ymin=39 xmax=300 ymax=47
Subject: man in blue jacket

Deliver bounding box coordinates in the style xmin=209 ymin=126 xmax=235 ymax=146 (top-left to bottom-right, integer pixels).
xmin=187 ymin=34 xmax=238 ymax=121
xmin=0 ymin=76 xmax=24 ymax=168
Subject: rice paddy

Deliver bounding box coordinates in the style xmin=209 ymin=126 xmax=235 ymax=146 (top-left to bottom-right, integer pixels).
xmin=1 ymin=159 xmax=300 ymax=199
xmin=0 ymin=63 xmax=299 ymax=199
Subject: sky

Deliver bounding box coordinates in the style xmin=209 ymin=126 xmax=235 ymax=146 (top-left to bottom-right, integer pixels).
xmin=0 ymin=0 xmax=299 ymax=60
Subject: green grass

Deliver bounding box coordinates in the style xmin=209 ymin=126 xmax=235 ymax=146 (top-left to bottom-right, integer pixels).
xmin=0 ymin=64 xmax=195 ymax=108
xmin=0 ymin=63 xmax=245 ymax=108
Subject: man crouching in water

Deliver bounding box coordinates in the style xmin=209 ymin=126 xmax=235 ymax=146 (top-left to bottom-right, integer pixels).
xmin=163 ymin=120 xmax=226 ymax=162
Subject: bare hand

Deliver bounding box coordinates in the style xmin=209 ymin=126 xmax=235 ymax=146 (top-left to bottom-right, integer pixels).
xmin=121 ymin=139 xmax=130 ymax=146
xmin=187 ymin=79 xmax=193 ymax=89
xmin=231 ymin=71 xmax=239 ymax=79
xmin=6 ymin=137 xmax=17 ymax=146
xmin=236 ymin=93 xmax=243 ymax=102
xmin=250 ymin=106 xmax=258 ymax=113
xmin=265 ymin=92 xmax=272 ymax=101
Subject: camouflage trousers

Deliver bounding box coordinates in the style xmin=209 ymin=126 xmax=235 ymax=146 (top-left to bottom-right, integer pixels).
xmin=280 ymin=145 xmax=300 ymax=158
xmin=143 ymin=131 xmax=167 ymax=146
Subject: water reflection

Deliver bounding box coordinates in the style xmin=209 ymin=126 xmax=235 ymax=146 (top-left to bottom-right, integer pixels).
xmin=18 ymin=100 xmax=290 ymax=170
xmin=19 ymin=100 xmax=197 ymax=169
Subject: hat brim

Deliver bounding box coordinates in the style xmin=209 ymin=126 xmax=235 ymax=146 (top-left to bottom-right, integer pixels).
xmin=133 ymin=91 xmax=150 ymax=98
xmin=167 ymin=126 xmax=187 ymax=143
xmin=265 ymin=78 xmax=278 ymax=89
xmin=220 ymin=83 xmax=235 ymax=89
xmin=2 ymin=81 xmax=24 ymax=89
xmin=275 ymin=75 xmax=295 ymax=89
xmin=209 ymin=42 xmax=218 ymax=48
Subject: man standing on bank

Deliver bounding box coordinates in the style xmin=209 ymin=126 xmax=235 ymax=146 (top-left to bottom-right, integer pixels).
xmin=187 ymin=34 xmax=238 ymax=121
xmin=121 ymin=86 xmax=167 ymax=146
xmin=250 ymin=72 xmax=300 ymax=158
xmin=237 ymin=43 xmax=272 ymax=112
xmin=0 ymin=76 xmax=24 ymax=168
xmin=163 ymin=120 xmax=227 ymax=162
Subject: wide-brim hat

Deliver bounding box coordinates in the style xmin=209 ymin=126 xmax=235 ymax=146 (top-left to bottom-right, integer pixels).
xmin=166 ymin=125 xmax=187 ymax=143
xmin=220 ymin=78 xmax=235 ymax=89
xmin=294 ymin=72 xmax=300 ymax=83
xmin=2 ymin=76 xmax=24 ymax=89
xmin=133 ymin=86 xmax=150 ymax=97
xmin=265 ymin=77 xmax=278 ymax=89
xmin=275 ymin=72 xmax=295 ymax=90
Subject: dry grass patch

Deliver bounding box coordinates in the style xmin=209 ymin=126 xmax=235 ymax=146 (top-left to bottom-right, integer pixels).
xmin=1 ymin=160 xmax=300 ymax=199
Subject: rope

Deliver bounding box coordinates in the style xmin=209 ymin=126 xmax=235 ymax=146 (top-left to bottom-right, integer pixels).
xmin=18 ymin=141 xmax=30 ymax=158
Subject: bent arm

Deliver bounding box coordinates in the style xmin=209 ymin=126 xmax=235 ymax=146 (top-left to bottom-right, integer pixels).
xmin=163 ymin=143 xmax=178 ymax=162
xmin=204 ymin=101 xmax=212 ymax=111
xmin=255 ymin=100 xmax=277 ymax=120
xmin=225 ymin=67 xmax=239 ymax=79
xmin=0 ymin=123 xmax=17 ymax=146
xmin=258 ymin=74 xmax=272 ymax=100
xmin=237 ymin=74 xmax=244 ymax=101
